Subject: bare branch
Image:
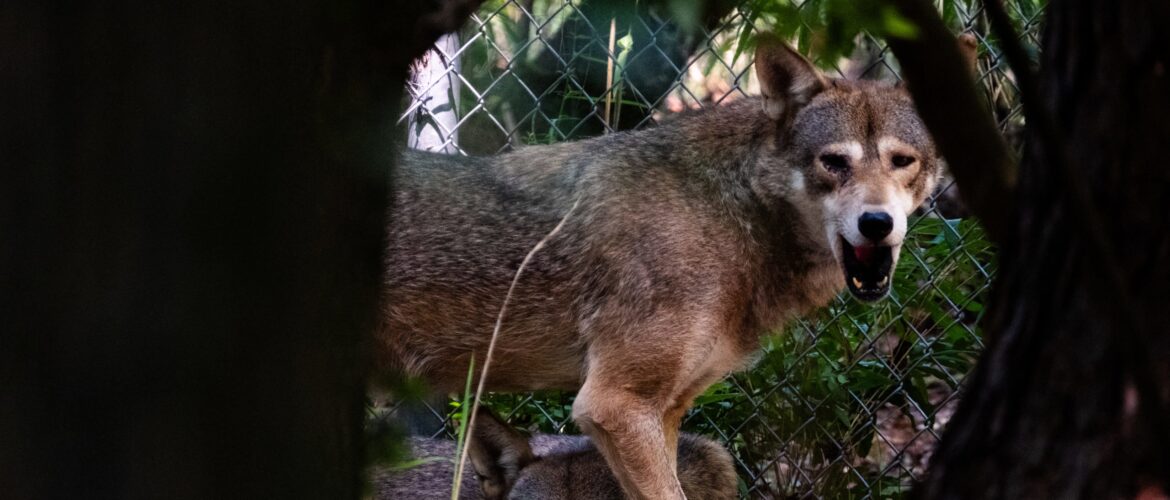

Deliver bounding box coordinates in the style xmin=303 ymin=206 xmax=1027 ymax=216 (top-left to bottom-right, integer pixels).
xmin=983 ymin=1 xmax=1040 ymax=116
xmin=884 ymin=0 xmax=1016 ymax=243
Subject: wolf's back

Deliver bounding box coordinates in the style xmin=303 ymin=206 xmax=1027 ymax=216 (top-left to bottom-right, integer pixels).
xmin=388 ymin=148 xmax=582 ymax=286
xmin=383 ymin=147 xmax=595 ymax=388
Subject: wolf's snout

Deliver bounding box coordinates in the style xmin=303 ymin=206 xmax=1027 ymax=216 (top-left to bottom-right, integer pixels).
xmin=858 ymin=211 xmax=894 ymax=242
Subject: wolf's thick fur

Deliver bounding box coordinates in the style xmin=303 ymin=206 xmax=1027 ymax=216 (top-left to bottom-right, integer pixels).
xmin=383 ymin=37 xmax=940 ymax=498
xmin=371 ymin=410 xmax=735 ymax=499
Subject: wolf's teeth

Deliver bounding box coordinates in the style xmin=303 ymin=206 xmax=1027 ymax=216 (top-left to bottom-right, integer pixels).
xmin=851 ymin=277 xmax=863 ymax=289
xmin=877 ymin=275 xmax=889 ymax=287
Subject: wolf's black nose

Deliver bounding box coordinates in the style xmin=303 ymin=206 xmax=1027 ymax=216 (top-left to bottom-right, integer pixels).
xmin=858 ymin=212 xmax=894 ymax=241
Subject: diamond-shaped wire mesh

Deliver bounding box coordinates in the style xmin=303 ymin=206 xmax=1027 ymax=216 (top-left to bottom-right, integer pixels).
xmin=385 ymin=1 xmax=1041 ymax=497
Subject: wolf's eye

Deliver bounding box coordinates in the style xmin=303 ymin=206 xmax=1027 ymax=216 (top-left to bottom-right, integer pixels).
xmin=819 ymin=154 xmax=849 ymax=173
xmin=891 ymin=155 xmax=916 ymax=168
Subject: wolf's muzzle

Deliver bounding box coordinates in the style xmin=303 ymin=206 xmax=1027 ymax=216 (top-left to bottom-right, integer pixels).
xmin=840 ymin=236 xmax=894 ymax=301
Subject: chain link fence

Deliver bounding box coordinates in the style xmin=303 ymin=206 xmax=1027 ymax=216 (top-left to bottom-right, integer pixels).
xmin=385 ymin=1 xmax=1043 ymax=497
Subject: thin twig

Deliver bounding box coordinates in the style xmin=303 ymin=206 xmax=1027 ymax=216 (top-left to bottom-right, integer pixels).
xmin=604 ymin=18 xmax=616 ymax=131
xmin=982 ymin=1 xmax=1041 ymax=118
xmin=450 ymin=198 xmax=582 ymax=495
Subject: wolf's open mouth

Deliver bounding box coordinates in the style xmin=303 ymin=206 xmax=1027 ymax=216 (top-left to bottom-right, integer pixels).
xmin=840 ymin=236 xmax=894 ymax=302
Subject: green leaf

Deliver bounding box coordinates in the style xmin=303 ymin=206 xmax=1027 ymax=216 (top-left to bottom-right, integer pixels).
xmin=881 ymin=5 xmax=920 ymax=39
xmin=731 ymin=11 xmax=760 ymax=65
xmin=390 ymin=455 xmax=450 ymax=471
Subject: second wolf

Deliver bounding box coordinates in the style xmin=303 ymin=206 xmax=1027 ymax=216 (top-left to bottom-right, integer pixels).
xmin=373 ymin=409 xmax=735 ymax=499
xmin=384 ymin=36 xmax=943 ymax=499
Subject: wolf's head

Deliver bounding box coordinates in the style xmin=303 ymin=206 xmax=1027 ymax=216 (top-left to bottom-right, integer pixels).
xmin=750 ymin=35 xmax=942 ymax=302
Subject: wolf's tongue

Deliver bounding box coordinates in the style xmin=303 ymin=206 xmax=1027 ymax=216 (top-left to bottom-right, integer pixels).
xmin=853 ymin=245 xmax=874 ymax=264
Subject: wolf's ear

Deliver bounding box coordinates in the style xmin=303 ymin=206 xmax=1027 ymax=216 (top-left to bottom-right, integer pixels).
xmin=467 ymin=408 xmax=536 ymax=500
xmin=956 ymin=33 xmax=979 ymax=75
xmin=755 ymin=34 xmax=828 ymax=122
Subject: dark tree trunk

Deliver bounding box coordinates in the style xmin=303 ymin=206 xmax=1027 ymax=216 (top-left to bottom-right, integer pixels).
xmin=0 ymin=1 xmax=477 ymax=498
xmin=916 ymin=1 xmax=1170 ymax=498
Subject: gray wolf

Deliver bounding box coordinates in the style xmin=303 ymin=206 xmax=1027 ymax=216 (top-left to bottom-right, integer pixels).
xmin=382 ymin=34 xmax=941 ymax=498
xmin=371 ymin=409 xmax=736 ymax=499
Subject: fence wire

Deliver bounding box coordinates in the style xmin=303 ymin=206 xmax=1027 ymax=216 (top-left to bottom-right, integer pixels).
xmin=385 ymin=1 xmax=1042 ymax=497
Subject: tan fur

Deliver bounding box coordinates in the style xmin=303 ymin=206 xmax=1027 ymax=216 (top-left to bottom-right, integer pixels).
xmin=382 ymin=37 xmax=941 ymax=499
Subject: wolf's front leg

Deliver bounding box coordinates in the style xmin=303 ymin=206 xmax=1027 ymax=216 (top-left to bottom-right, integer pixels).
xmin=573 ymin=379 xmax=686 ymax=500
xmin=661 ymin=381 xmax=709 ymax=478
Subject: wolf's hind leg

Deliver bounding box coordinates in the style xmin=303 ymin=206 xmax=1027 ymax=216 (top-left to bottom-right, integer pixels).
xmin=573 ymin=380 xmax=686 ymax=500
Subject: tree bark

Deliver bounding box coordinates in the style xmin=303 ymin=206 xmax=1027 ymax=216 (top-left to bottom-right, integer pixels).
xmin=0 ymin=1 xmax=478 ymax=498
xmin=407 ymin=32 xmax=462 ymax=154
xmin=895 ymin=0 xmax=1170 ymax=498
